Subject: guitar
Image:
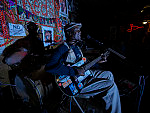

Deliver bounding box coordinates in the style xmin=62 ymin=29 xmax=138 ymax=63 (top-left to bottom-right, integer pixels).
xmin=55 ymin=50 xmax=110 ymax=96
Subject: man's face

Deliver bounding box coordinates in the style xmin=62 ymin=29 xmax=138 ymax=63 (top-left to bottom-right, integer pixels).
xmin=68 ymin=29 xmax=81 ymax=45
xmin=74 ymin=29 xmax=81 ymax=41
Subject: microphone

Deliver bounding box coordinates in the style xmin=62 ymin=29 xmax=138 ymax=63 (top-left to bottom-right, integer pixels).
xmin=87 ymin=35 xmax=104 ymax=46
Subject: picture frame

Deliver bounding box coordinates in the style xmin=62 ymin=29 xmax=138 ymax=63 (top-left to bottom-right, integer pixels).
xmin=59 ymin=0 xmax=68 ymax=17
xmin=41 ymin=26 xmax=54 ymax=47
xmin=0 ymin=37 xmax=5 ymax=54
xmin=8 ymin=23 xmax=26 ymax=36
xmin=67 ymin=0 xmax=73 ymax=12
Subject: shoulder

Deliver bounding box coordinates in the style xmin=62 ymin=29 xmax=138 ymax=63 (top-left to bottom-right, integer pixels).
xmin=56 ymin=43 xmax=69 ymax=52
xmin=52 ymin=43 xmax=69 ymax=56
xmin=12 ymin=37 xmax=27 ymax=45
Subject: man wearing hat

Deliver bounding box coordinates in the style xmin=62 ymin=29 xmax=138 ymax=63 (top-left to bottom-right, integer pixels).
xmin=45 ymin=22 xmax=121 ymax=113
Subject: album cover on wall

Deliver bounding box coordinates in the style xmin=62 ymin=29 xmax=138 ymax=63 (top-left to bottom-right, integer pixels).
xmin=42 ymin=26 xmax=54 ymax=47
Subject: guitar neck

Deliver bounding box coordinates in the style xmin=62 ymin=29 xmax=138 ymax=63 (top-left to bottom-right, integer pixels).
xmin=83 ymin=55 xmax=102 ymax=71
xmin=83 ymin=51 xmax=109 ymax=71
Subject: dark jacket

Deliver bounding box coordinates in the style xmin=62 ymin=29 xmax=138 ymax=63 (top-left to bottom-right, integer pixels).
xmin=45 ymin=42 xmax=82 ymax=76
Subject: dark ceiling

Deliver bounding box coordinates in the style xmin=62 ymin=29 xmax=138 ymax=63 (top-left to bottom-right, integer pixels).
xmin=75 ymin=0 xmax=150 ymax=37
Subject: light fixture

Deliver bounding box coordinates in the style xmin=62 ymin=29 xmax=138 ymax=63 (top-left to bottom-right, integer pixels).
xmin=142 ymin=21 xmax=147 ymax=24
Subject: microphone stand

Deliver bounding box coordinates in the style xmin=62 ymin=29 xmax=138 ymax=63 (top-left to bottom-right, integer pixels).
xmin=86 ymin=35 xmax=126 ymax=59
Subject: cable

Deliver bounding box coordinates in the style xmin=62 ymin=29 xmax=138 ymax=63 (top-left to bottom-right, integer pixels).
xmin=70 ymin=97 xmax=72 ymax=112
xmin=137 ymin=75 xmax=145 ymax=113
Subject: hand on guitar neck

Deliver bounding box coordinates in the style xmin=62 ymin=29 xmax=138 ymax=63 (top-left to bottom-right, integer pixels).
xmin=75 ymin=51 xmax=109 ymax=76
xmin=98 ymin=53 xmax=108 ymax=63
xmin=76 ymin=67 xmax=85 ymax=76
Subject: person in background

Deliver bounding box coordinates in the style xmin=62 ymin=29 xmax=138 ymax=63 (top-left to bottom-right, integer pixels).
xmin=2 ymin=21 xmax=45 ymax=72
xmin=44 ymin=22 xmax=121 ymax=113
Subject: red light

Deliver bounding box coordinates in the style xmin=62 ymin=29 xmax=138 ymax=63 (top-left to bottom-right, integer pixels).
xmin=127 ymin=24 xmax=144 ymax=32
xmin=79 ymin=84 xmax=81 ymax=87
xmin=82 ymin=57 xmax=86 ymax=62
xmin=58 ymin=83 xmax=61 ymax=86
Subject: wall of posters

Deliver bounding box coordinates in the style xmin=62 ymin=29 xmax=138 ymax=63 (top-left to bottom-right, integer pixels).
xmin=0 ymin=0 xmax=71 ymax=50
xmin=42 ymin=26 xmax=54 ymax=47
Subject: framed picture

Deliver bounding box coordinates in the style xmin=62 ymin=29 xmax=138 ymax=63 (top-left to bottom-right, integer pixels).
xmin=8 ymin=23 xmax=26 ymax=36
xmin=59 ymin=0 xmax=68 ymax=17
xmin=68 ymin=0 xmax=73 ymax=12
xmin=42 ymin=26 xmax=54 ymax=47
xmin=0 ymin=37 xmax=5 ymax=54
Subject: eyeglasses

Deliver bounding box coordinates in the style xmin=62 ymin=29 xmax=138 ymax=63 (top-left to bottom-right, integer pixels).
xmin=74 ymin=27 xmax=81 ymax=32
xmin=74 ymin=30 xmax=81 ymax=33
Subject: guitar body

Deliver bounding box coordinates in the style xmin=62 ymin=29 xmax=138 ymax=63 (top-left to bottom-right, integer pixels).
xmin=55 ymin=69 xmax=92 ymax=96
xmin=55 ymin=50 xmax=110 ymax=96
xmin=55 ymin=75 xmax=79 ymax=96
xmin=55 ymin=58 xmax=91 ymax=96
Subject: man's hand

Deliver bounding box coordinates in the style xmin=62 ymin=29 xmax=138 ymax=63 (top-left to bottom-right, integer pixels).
xmin=76 ymin=67 xmax=85 ymax=76
xmin=98 ymin=53 xmax=107 ymax=63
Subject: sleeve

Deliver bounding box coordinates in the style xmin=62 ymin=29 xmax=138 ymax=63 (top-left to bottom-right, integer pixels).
xmin=2 ymin=39 xmax=23 ymax=57
xmin=45 ymin=44 xmax=76 ymax=76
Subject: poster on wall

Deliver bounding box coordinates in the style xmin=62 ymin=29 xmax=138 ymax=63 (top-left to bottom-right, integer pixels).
xmin=0 ymin=37 xmax=5 ymax=54
xmin=8 ymin=23 xmax=26 ymax=36
xmin=42 ymin=26 xmax=54 ymax=47
xmin=60 ymin=0 xmax=68 ymax=17
xmin=68 ymin=0 xmax=73 ymax=12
